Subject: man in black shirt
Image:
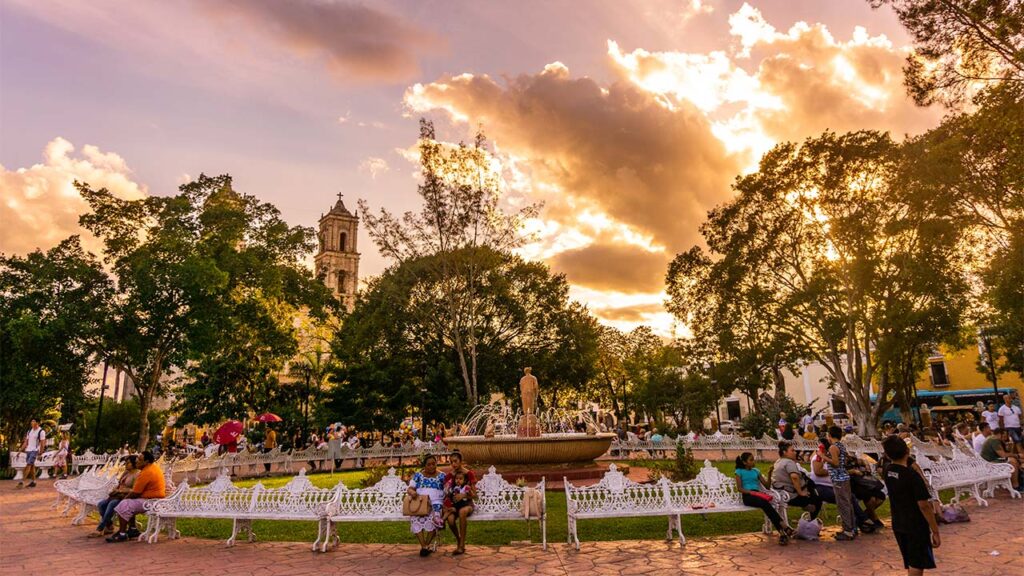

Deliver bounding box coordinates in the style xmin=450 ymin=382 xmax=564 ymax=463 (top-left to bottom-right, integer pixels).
xmin=882 ymin=435 xmax=940 ymax=575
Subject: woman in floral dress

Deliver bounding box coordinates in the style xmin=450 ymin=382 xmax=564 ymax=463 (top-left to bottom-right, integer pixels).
xmin=406 ymin=454 xmax=447 ymax=556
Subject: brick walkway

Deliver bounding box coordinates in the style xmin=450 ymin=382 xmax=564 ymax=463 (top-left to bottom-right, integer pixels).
xmin=2 ymin=481 xmax=1020 ymax=575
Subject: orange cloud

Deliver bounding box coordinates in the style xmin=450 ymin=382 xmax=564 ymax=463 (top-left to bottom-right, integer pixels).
xmin=0 ymin=138 xmax=148 ymax=256
xmin=549 ymin=243 xmax=671 ymax=294
xmin=406 ymin=62 xmax=740 ymax=253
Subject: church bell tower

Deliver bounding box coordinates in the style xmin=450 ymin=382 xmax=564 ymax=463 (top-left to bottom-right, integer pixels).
xmin=315 ymin=193 xmax=360 ymax=311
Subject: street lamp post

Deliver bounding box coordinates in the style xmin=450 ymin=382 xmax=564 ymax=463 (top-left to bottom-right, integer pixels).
xmin=980 ymin=330 xmax=1000 ymax=403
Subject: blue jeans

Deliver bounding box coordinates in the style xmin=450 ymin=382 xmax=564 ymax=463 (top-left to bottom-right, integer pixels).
xmin=97 ymin=497 xmax=123 ymax=530
xmin=815 ymin=484 xmax=868 ymax=525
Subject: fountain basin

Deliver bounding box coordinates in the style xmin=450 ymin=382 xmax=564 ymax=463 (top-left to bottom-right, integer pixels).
xmin=444 ymin=433 xmax=615 ymax=465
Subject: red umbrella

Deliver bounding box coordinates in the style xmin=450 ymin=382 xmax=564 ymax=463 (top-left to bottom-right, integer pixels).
xmin=256 ymin=412 xmax=283 ymax=423
xmin=213 ymin=420 xmax=244 ymax=445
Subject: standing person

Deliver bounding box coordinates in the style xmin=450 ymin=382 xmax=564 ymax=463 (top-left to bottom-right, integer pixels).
xmin=263 ymin=426 xmax=277 ymax=473
xmin=882 ymin=436 xmax=940 ymax=575
xmin=326 ymin=425 xmax=343 ymax=471
xmin=18 ymin=418 xmax=46 ymax=488
xmin=981 ymin=402 xmax=1000 ymax=431
xmin=777 ymin=412 xmax=788 ymax=438
xmin=800 ymin=410 xmax=814 ymax=435
xmin=733 ymin=452 xmax=794 ymax=545
xmin=407 ymin=455 xmax=447 ymax=556
xmin=53 ymin=431 xmax=71 ymax=479
xmin=998 ymin=395 xmax=1023 ymax=450
xmin=823 ymin=426 xmax=857 ymax=541
xmin=445 ymin=451 xmax=477 ymax=555
xmin=90 ymin=455 xmax=139 ymax=537
xmin=107 ymin=451 xmax=166 ymax=542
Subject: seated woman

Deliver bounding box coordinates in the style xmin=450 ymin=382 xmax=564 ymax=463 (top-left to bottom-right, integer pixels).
xmin=90 ymin=455 xmax=139 ymax=537
xmin=734 ymin=452 xmax=794 ymax=545
xmin=771 ymin=441 xmax=822 ymax=519
xmin=407 ymin=455 xmax=447 ymax=557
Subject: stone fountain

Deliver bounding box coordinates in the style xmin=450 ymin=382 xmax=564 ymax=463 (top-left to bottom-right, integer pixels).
xmin=444 ymin=368 xmax=616 ymax=465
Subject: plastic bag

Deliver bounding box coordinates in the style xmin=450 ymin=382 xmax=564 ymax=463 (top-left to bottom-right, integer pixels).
xmin=939 ymin=503 xmax=970 ymax=524
xmin=795 ymin=511 xmax=823 ymax=540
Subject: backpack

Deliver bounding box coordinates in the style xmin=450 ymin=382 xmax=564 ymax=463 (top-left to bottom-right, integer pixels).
xmin=794 ymin=512 xmax=823 ymax=540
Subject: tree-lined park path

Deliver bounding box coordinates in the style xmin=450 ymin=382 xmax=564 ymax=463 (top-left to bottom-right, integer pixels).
xmin=2 ymin=485 xmax=1021 ymax=575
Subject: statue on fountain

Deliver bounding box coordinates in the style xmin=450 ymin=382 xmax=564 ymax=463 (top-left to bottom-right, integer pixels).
xmin=517 ymin=367 xmax=542 ymax=437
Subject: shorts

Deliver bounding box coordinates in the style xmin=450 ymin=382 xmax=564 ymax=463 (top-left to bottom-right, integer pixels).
xmin=894 ymin=530 xmax=936 ymax=570
xmin=25 ymin=451 xmax=38 ymax=465
xmin=453 ymin=499 xmax=473 ymax=514
xmin=115 ymin=498 xmax=149 ymax=521
xmin=1008 ymin=428 xmax=1022 ymax=444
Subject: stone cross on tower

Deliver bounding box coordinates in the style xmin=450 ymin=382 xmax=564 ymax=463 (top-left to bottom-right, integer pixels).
xmin=314 ymin=192 xmax=360 ymax=311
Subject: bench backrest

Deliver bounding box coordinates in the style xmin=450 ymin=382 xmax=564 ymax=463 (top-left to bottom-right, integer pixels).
xmin=565 ymin=464 xmax=669 ymax=516
xmin=666 ymin=460 xmax=745 ymax=510
xmin=473 ymin=466 xmax=544 ymax=516
xmin=248 ymin=469 xmax=337 ymax=516
xmin=328 ymin=467 xmax=407 ymax=517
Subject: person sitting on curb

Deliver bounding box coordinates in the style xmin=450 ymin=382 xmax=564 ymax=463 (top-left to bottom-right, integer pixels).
xmin=106 ymin=451 xmax=166 ymax=543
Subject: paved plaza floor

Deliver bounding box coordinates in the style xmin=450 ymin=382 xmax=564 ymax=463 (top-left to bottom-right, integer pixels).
xmin=2 ymin=481 xmax=1020 ymax=575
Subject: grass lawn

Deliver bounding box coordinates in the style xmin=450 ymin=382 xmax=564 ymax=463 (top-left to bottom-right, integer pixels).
xmin=136 ymin=461 xmax=931 ymax=546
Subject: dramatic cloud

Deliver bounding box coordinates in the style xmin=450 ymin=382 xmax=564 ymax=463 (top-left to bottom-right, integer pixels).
xmin=202 ymin=0 xmax=442 ymax=82
xmin=591 ymin=302 xmax=668 ymax=323
xmin=406 ymin=62 xmax=740 ymax=253
xmin=611 ymin=3 xmax=943 ymax=164
xmin=0 ymin=138 xmax=148 ymax=256
xmin=549 ymin=243 xmax=671 ymax=294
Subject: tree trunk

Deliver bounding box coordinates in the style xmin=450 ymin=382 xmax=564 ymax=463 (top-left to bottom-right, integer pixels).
xmin=137 ymin=389 xmax=153 ymax=451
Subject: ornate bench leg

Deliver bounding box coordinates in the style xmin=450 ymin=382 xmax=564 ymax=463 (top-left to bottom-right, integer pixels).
xmin=541 ymin=514 xmax=547 ymax=551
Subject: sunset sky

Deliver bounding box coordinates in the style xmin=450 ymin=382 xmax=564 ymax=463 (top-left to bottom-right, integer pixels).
xmin=0 ymin=0 xmax=946 ymax=335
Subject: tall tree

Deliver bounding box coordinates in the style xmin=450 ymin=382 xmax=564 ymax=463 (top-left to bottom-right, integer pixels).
xmin=358 ymin=119 xmax=539 ymax=405
xmin=898 ymin=83 xmax=1023 ymax=377
xmin=869 ymin=0 xmax=1024 ymax=106
xmin=668 ymin=131 xmax=968 ymax=435
xmin=79 ymin=174 xmax=333 ymax=448
xmin=0 ymin=237 xmax=111 ymax=447
xmin=328 ymin=247 xmax=597 ymax=428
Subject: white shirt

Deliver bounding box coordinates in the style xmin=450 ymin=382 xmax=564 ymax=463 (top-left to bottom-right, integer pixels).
xmin=25 ymin=427 xmax=46 ymax=452
xmin=998 ymin=405 xmax=1022 ymax=429
xmin=972 ymin=432 xmax=987 ymax=454
xmin=800 ymin=415 xmax=814 ymax=431
xmin=982 ymin=410 xmax=1000 ymax=429
xmin=809 ymin=453 xmax=833 ymax=487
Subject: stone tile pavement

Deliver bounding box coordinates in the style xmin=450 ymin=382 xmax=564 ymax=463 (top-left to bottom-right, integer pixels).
xmin=2 ymin=481 xmax=1020 ymax=575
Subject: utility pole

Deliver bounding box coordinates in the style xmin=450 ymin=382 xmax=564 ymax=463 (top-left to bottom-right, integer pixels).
xmin=94 ymin=362 xmax=109 ymax=450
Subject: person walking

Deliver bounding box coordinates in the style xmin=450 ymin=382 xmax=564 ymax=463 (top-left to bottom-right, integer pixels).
xmin=882 ymin=435 xmax=940 ymax=575
xmin=54 ymin=431 xmax=71 ymax=479
xmin=18 ymin=418 xmax=46 ymax=488
xmin=263 ymin=426 xmax=277 ymax=473
xmin=823 ymin=426 xmax=857 ymax=541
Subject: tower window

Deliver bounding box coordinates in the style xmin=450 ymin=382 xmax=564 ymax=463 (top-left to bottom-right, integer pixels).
xmin=340 ymin=232 xmax=347 ymax=252
xmin=337 ymin=270 xmax=347 ymax=291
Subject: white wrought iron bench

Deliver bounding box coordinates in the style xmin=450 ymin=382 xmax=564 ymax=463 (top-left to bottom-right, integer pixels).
xmin=565 ymin=461 xmax=789 ymax=550
xmin=320 ymin=466 xmax=546 ymax=552
xmin=142 ymin=468 xmax=336 ymax=547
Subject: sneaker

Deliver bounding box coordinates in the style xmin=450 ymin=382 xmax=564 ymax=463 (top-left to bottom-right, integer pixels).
xmin=835 ymin=531 xmax=856 ymax=541
xmin=858 ymin=523 xmax=876 ymax=534
xmin=27 ymin=482 xmax=36 ymax=488
xmin=106 ymin=533 xmax=129 ymax=543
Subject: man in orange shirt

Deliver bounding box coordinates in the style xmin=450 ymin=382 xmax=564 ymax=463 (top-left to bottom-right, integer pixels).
xmin=107 ymin=451 xmax=166 ymax=543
